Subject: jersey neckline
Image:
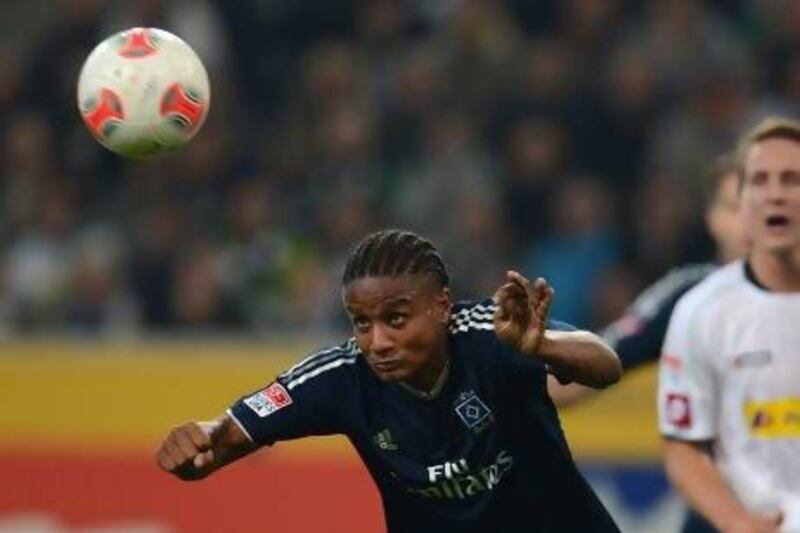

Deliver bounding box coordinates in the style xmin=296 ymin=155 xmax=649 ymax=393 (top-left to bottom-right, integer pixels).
xmin=741 ymin=259 xmax=800 ymax=300
xmin=744 ymin=260 xmax=769 ymax=291
xmin=398 ymin=358 xmax=451 ymax=401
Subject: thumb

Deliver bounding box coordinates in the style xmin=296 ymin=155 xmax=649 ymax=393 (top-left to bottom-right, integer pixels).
xmin=193 ymin=449 xmax=215 ymax=469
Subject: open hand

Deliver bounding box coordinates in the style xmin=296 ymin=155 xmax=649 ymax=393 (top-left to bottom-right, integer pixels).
xmin=493 ymin=271 xmax=554 ymax=355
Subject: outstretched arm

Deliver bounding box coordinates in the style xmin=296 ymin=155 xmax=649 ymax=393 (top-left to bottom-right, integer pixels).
xmin=155 ymin=414 xmax=256 ymax=481
xmin=537 ymin=329 xmax=621 ymax=388
xmin=493 ymin=270 xmax=622 ymax=389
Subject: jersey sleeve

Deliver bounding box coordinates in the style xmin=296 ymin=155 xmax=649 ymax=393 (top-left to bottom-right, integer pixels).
xmin=547 ymin=319 xmax=578 ymax=332
xmin=600 ymin=265 xmax=711 ymax=371
xmin=227 ymin=341 xmax=359 ymax=445
xmin=601 ymin=290 xmax=684 ymax=371
xmin=657 ymin=295 xmax=717 ymax=441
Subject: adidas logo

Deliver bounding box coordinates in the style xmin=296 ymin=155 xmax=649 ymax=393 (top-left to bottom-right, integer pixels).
xmin=373 ymin=429 xmax=398 ymax=451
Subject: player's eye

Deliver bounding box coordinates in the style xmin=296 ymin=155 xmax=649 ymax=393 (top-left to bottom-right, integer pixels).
xmin=387 ymin=313 xmax=407 ymax=328
xmin=784 ymin=170 xmax=800 ymax=186
xmin=352 ymin=317 xmax=371 ymax=333
xmin=747 ymin=171 xmax=768 ymax=186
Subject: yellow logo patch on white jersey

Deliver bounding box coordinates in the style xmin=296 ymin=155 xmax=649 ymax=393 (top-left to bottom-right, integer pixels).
xmin=746 ymin=398 xmax=800 ymax=438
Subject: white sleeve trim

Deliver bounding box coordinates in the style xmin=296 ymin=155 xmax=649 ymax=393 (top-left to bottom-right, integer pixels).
xmin=659 ymin=409 xmax=717 ymax=441
xmin=226 ymin=408 xmax=254 ymax=443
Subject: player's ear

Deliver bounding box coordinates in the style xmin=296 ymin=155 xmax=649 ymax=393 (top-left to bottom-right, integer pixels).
xmin=436 ymin=287 xmax=453 ymax=324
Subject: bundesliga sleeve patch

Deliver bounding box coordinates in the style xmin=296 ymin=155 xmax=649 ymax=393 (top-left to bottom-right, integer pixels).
xmin=660 ymin=353 xmax=683 ymax=371
xmin=665 ymin=392 xmax=692 ymax=429
xmin=243 ymin=382 xmax=293 ymax=418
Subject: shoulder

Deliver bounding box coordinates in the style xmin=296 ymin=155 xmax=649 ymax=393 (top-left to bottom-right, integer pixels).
xmin=666 ymin=261 xmax=746 ymax=347
xmin=449 ymin=299 xmax=505 ymax=369
xmin=449 ymin=298 xmax=579 ymax=337
xmin=450 ymin=299 xmax=496 ymax=336
xmin=628 ymin=263 xmax=716 ymax=319
xmin=449 ymin=298 xmax=552 ymax=377
xmin=672 ymin=260 xmax=745 ymax=318
xmin=277 ymin=338 xmax=362 ymax=393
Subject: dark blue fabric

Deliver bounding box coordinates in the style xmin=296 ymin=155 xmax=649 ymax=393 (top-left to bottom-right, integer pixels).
xmin=606 ymin=266 xmax=712 ymax=371
xmin=231 ymin=300 xmax=619 ymax=532
xmin=615 ymin=288 xmax=689 ymax=371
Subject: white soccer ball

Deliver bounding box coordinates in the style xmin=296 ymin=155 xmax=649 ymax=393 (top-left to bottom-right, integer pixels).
xmin=77 ymin=27 xmax=210 ymax=159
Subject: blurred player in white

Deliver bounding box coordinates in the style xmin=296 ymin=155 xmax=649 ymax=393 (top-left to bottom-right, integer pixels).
xmin=549 ymin=151 xmax=748 ymax=407
xmin=550 ymin=152 xmax=748 ymax=533
xmin=659 ymin=117 xmax=800 ymax=533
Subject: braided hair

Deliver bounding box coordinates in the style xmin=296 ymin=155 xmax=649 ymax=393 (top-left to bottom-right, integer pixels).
xmin=342 ymin=229 xmax=451 ymax=288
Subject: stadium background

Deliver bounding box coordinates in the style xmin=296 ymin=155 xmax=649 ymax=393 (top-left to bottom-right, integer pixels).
xmin=0 ymin=1 xmax=796 ymax=531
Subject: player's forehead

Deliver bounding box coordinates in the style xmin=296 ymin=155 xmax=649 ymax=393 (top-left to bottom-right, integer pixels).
xmin=343 ymin=275 xmax=430 ymax=312
xmin=745 ymin=137 xmax=800 ymax=174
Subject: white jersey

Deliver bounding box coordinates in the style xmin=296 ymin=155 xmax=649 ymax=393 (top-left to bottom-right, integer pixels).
xmin=658 ymin=260 xmax=800 ymax=530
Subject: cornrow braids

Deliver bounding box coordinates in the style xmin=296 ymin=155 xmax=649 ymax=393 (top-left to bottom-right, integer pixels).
xmin=342 ymin=229 xmax=451 ymax=288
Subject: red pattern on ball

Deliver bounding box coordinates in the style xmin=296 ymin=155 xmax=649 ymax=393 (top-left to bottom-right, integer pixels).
xmin=82 ymin=88 xmax=125 ymax=139
xmin=160 ymin=83 xmax=206 ymax=133
xmin=118 ymin=29 xmax=158 ymax=58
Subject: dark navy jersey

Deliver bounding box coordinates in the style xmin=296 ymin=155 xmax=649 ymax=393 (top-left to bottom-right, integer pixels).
xmin=229 ymin=299 xmax=619 ymax=533
xmin=599 ymin=264 xmax=715 ymax=371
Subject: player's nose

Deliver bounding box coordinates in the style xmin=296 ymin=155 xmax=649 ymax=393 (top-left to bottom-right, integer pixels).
xmin=766 ymin=177 xmax=789 ymax=204
xmin=369 ymin=324 xmax=395 ymax=355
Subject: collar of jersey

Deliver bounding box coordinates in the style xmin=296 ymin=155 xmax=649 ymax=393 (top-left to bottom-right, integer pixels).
xmin=398 ymin=359 xmax=451 ymax=401
xmin=744 ymin=259 xmax=770 ymax=291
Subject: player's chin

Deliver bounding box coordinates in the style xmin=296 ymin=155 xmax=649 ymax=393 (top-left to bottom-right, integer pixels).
xmin=760 ymin=235 xmax=798 ymax=254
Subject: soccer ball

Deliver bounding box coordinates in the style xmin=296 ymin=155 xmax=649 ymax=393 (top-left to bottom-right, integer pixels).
xmin=77 ymin=27 xmax=210 ymax=159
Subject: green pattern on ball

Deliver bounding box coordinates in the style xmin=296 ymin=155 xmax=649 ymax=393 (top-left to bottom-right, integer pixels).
xmin=114 ymin=35 xmax=127 ymax=49
xmin=168 ymin=115 xmax=191 ymax=130
xmin=101 ymin=121 xmax=120 ymax=139
xmin=82 ymin=96 xmax=97 ymax=113
xmin=115 ymin=137 xmax=170 ymax=158
xmin=185 ymin=87 xmax=203 ymax=103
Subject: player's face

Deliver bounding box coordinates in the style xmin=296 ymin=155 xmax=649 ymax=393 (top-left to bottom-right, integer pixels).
xmin=343 ymin=275 xmax=452 ymax=390
xmin=706 ymin=172 xmax=749 ymax=263
xmin=741 ymin=138 xmax=800 ymax=256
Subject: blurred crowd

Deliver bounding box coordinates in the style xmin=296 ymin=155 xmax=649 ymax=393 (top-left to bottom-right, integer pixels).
xmin=1 ymin=0 xmax=799 ymax=336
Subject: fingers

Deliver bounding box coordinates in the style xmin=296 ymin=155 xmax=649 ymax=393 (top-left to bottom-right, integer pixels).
xmin=185 ymin=421 xmax=213 ymax=451
xmin=531 ymin=278 xmax=554 ymax=323
xmin=494 ymin=271 xmax=554 ymax=324
xmin=506 ymin=271 xmax=553 ymax=307
xmin=531 ymin=276 xmax=547 ymax=296
xmin=496 ymin=284 xmax=528 ymax=321
xmin=495 ymin=282 xmax=527 ymax=306
xmin=505 ymin=270 xmax=530 ymax=292
xmin=493 ymin=279 xmax=525 ymax=345
xmin=496 ymin=272 xmax=530 ymax=304
xmin=193 ymin=449 xmax=215 ymax=469
xmin=541 ymin=288 xmax=553 ymax=320
xmin=156 ymin=438 xmax=184 ymax=472
xmin=156 ymin=422 xmax=211 ymax=474
xmin=495 ymin=271 xmax=551 ymax=322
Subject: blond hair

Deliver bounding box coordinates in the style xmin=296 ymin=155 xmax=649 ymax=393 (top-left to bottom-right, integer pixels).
xmin=736 ymin=116 xmax=800 ymax=180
